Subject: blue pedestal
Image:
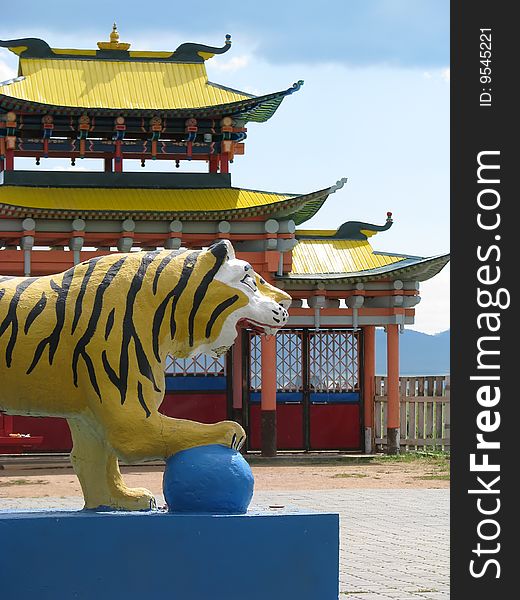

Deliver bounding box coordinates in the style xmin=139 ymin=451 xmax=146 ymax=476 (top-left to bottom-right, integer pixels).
xmin=0 ymin=508 xmax=339 ymax=600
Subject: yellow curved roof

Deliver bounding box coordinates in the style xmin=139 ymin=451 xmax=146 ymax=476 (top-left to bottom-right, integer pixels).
xmin=0 ymin=58 xmax=251 ymax=110
xmin=290 ymin=239 xmax=405 ymax=274
xmin=0 ymin=185 xmax=294 ymax=213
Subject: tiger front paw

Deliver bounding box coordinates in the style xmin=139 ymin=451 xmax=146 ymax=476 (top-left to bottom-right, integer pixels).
xmin=212 ymin=420 xmax=246 ymax=451
xmin=85 ymin=486 xmax=157 ymax=512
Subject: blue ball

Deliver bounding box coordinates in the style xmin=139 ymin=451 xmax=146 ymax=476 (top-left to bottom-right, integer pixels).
xmin=163 ymin=444 xmax=254 ymax=514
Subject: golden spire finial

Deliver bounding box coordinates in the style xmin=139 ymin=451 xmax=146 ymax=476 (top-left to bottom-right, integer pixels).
xmin=110 ymin=23 xmax=119 ymax=44
xmin=97 ymin=23 xmax=131 ymax=51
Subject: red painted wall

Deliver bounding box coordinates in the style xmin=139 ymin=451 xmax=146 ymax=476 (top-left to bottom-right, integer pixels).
xmin=160 ymin=393 xmax=228 ymax=424
xmin=12 ymin=415 xmax=72 ymax=452
xmin=309 ymin=404 xmax=361 ymax=450
xmin=1 ymin=394 xmax=227 ymax=454
xmin=248 ymin=404 xmax=304 ymax=450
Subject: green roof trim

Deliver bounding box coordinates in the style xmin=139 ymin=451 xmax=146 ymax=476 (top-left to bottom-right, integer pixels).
xmin=287 ymin=196 xmax=329 ymax=225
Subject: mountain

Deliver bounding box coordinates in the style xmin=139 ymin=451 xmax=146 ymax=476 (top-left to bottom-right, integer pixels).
xmin=375 ymin=329 xmax=450 ymax=375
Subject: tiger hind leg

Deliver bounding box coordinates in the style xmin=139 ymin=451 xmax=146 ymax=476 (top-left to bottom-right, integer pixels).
xmin=68 ymin=417 xmax=157 ymax=511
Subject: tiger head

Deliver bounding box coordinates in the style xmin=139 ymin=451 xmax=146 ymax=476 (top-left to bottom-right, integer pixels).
xmin=164 ymin=240 xmax=291 ymax=358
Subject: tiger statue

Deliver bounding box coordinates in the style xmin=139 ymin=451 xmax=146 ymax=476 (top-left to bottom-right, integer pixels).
xmin=0 ymin=240 xmax=291 ymax=510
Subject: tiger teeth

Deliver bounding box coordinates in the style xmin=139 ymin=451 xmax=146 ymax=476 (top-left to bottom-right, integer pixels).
xmin=212 ymin=345 xmax=230 ymax=357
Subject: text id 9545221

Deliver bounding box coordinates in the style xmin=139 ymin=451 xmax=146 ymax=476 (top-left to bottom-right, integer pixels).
xmin=480 ymin=28 xmax=492 ymax=107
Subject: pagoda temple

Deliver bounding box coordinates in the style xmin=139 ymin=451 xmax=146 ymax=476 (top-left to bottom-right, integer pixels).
xmin=0 ymin=27 xmax=449 ymax=456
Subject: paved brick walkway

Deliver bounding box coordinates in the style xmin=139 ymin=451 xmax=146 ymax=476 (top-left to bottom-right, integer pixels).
xmin=1 ymin=489 xmax=449 ymax=599
xmin=255 ymin=489 xmax=449 ymax=600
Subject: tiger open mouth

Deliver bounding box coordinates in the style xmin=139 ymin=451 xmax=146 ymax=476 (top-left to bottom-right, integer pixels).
xmin=237 ymin=317 xmax=279 ymax=336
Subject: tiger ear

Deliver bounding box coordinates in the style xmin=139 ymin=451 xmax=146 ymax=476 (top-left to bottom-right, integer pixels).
xmin=208 ymin=239 xmax=235 ymax=261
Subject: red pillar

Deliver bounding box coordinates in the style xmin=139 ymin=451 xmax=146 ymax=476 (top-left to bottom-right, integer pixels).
xmin=261 ymin=335 xmax=277 ymax=457
xmin=386 ymin=324 xmax=400 ymax=454
xmin=220 ymin=153 xmax=229 ymax=174
xmin=209 ymin=155 xmax=219 ymax=173
xmin=114 ymin=142 xmax=123 ymax=172
xmin=363 ymin=326 xmax=376 ymax=454
xmin=5 ymin=148 xmax=14 ymax=171
xmin=232 ymin=331 xmax=244 ymax=424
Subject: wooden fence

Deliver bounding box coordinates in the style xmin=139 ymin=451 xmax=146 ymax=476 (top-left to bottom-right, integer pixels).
xmin=374 ymin=375 xmax=450 ymax=451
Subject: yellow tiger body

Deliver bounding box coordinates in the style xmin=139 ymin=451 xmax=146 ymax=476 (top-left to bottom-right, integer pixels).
xmin=0 ymin=241 xmax=291 ymax=510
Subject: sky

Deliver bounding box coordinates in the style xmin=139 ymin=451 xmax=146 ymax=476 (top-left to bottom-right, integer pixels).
xmin=0 ymin=0 xmax=450 ymax=334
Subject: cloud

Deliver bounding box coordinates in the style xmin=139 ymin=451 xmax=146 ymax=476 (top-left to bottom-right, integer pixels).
xmin=210 ymin=55 xmax=251 ymax=73
xmin=422 ymin=67 xmax=450 ymax=82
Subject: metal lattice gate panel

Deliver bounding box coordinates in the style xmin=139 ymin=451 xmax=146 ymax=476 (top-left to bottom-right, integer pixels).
xmin=165 ymin=354 xmax=226 ymax=376
xmin=249 ymin=332 xmax=303 ymax=392
xmin=276 ymin=331 xmax=303 ymax=392
xmin=249 ymin=334 xmax=262 ymax=392
xmin=309 ymin=331 xmax=360 ymax=393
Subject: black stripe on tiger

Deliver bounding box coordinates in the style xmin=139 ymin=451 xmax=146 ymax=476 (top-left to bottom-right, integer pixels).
xmin=104 ymin=308 xmax=115 ymax=341
xmin=102 ymin=350 xmax=120 ymax=390
xmin=118 ymin=251 xmax=161 ymax=404
xmin=188 ymin=242 xmax=228 ymax=347
xmin=24 ymin=292 xmax=47 ymax=334
xmin=27 ymin=269 xmax=76 ymax=374
xmin=152 ymin=250 xmax=201 ymax=361
xmin=72 ymin=257 xmax=127 ymax=398
xmin=152 ymin=250 xmax=183 ymax=295
xmin=0 ymin=276 xmax=15 ymax=284
xmin=71 ymin=257 xmax=104 ymax=334
xmin=0 ymin=289 xmax=5 ymax=302
xmin=152 ymin=289 xmax=176 ymax=362
xmin=0 ymin=277 xmax=37 ymax=367
xmin=169 ymin=251 xmax=200 ymax=340
xmin=137 ymin=381 xmax=151 ymax=418
xmin=205 ymin=295 xmax=239 ymax=338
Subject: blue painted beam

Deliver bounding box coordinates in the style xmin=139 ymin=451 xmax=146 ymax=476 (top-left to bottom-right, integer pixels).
xmin=249 ymin=391 xmax=360 ymax=404
xmin=165 ymin=375 xmax=227 ymax=392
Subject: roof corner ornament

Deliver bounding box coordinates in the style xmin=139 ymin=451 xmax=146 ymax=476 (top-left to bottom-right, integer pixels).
xmin=287 ymin=80 xmax=304 ymax=94
xmin=97 ymin=23 xmax=131 ymax=51
xmin=172 ymin=34 xmax=233 ymax=63
xmin=329 ymin=177 xmax=348 ymax=193
xmin=333 ymin=212 xmax=394 ymax=240
xmin=0 ymin=37 xmax=54 ymax=58
xmin=297 ymin=210 xmax=394 ymax=241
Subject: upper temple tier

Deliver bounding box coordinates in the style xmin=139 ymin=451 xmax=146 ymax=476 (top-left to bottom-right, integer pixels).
xmin=0 ymin=28 xmax=303 ymax=172
xmin=0 ymin=30 xmax=302 ymax=118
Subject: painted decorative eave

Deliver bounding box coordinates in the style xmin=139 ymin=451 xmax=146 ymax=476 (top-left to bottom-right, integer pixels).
xmin=280 ymin=253 xmax=450 ymax=284
xmin=0 ymin=181 xmax=338 ymax=222
xmin=0 ymin=80 xmax=303 ymax=122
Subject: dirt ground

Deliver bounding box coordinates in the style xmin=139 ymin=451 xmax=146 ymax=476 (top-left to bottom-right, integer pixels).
xmin=0 ymin=454 xmax=449 ymax=498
